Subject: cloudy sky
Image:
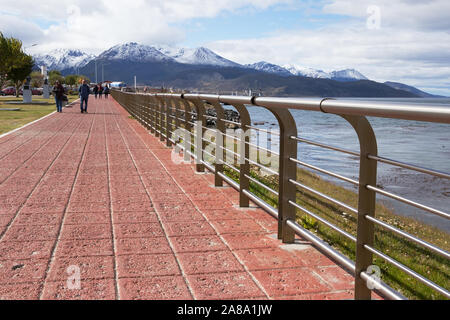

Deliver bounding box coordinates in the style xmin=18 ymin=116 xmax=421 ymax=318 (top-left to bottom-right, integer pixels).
xmin=1 ymin=0 xmax=449 ymax=95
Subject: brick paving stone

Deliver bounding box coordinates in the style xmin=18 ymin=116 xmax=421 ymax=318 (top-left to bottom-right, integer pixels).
xmin=0 ymin=282 xmax=41 ymax=299
xmin=178 ymin=250 xmax=244 ymax=275
xmin=164 ymin=221 xmax=216 ymax=237
xmin=55 ymin=239 xmax=114 ymax=257
xmin=3 ymin=224 xmax=60 ymax=241
xmin=64 ymin=211 xmax=111 ymax=224
xmin=60 ymin=223 xmax=112 ymax=240
xmin=119 ymin=276 xmax=191 ymax=300
xmin=47 ymin=256 xmax=115 ymax=281
xmin=113 ymin=210 xmax=158 ymax=224
xmin=14 ymin=212 xmax=63 ymax=225
xmin=234 ymin=248 xmax=306 ymax=271
xmin=313 ymin=266 xmax=354 ymax=290
xmin=0 ymin=240 xmax=54 ymax=260
xmin=221 ymin=233 xmax=280 ymax=250
xmin=187 ymin=272 xmax=264 ymax=299
xmin=114 ymin=222 xmax=164 ymax=238
xmin=170 ymin=235 xmax=228 ymax=253
xmin=116 ymin=237 xmax=172 ymax=255
xmin=117 ymin=253 xmax=180 ymax=278
xmin=0 ymin=258 xmax=49 ymax=284
xmin=251 ymin=268 xmax=332 ymax=297
xmin=42 ymin=279 xmax=116 ymax=300
xmin=211 ymin=219 xmax=267 ymax=234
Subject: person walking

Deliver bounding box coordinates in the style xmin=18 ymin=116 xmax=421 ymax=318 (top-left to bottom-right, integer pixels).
xmin=78 ymin=79 xmax=90 ymax=113
xmin=98 ymin=84 xmax=103 ymax=99
xmin=104 ymin=85 xmax=110 ymax=99
xmin=52 ymin=80 xmax=65 ymax=113
xmin=93 ymin=85 xmax=98 ymax=99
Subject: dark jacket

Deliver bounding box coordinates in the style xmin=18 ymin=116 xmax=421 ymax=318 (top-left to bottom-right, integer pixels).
xmin=52 ymin=84 xmax=65 ymax=99
xmin=78 ymin=84 xmax=90 ymax=99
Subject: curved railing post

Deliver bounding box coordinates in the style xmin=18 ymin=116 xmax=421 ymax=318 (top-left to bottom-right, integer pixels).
xmin=165 ymin=96 xmax=173 ymax=147
xmin=233 ymin=103 xmax=251 ymax=208
xmin=341 ymin=114 xmax=378 ymax=300
xmin=209 ymin=101 xmax=225 ymax=187
xmin=263 ymin=106 xmax=298 ymax=243
xmin=180 ymin=100 xmax=193 ymax=162
xmin=191 ymin=99 xmax=206 ymax=173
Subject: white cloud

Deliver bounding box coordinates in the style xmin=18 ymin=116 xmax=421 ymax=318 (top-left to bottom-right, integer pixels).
xmin=0 ymin=0 xmax=291 ymax=54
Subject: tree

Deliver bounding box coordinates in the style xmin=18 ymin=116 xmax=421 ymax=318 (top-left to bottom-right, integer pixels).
xmin=48 ymin=70 xmax=64 ymax=86
xmin=0 ymin=33 xmax=34 ymax=96
xmin=64 ymin=74 xmax=78 ymax=87
xmin=0 ymin=32 xmax=11 ymax=89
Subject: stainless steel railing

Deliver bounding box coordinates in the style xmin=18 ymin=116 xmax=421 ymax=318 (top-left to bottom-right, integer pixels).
xmin=111 ymin=90 xmax=450 ymax=300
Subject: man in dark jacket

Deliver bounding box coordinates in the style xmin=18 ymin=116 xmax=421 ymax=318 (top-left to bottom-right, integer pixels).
xmin=78 ymin=79 xmax=90 ymax=113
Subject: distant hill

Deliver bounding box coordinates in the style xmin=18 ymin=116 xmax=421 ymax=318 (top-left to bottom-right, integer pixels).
xmin=384 ymin=81 xmax=444 ymax=98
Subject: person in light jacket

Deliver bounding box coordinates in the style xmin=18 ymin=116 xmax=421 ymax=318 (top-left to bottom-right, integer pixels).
xmin=78 ymin=79 xmax=90 ymax=113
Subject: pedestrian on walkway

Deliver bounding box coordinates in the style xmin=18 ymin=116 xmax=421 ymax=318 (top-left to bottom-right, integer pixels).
xmin=104 ymin=85 xmax=110 ymax=99
xmin=93 ymin=85 xmax=98 ymax=99
xmin=98 ymin=84 xmax=103 ymax=99
xmin=52 ymin=80 xmax=65 ymax=113
xmin=78 ymin=79 xmax=90 ymax=113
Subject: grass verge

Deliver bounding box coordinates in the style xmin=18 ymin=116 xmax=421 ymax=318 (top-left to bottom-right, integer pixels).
xmin=0 ymin=95 xmax=79 ymax=135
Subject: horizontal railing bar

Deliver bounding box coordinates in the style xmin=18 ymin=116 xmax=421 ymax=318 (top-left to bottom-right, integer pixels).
xmin=245 ymin=141 xmax=280 ymax=156
xmin=288 ymin=200 xmax=357 ymax=242
xmin=245 ymin=124 xmax=281 ymax=135
xmin=368 ymin=154 xmax=450 ymax=180
xmin=245 ymin=157 xmax=279 ymax=176
xmin=217 ymin=171 xmax=240 ymax=190
xmin=364 ymin=215 xmax=450 ymax=259
xmin=289 ymin=179 xmax=358 ymax=215
xmin=363 ymin=244 xmax=450 ymax=298
xmin=244 ymin=173 xmax=279 ymax=196
xmin=290 ymin=158 xmax=359 ymax=186
xmin=366 ymin=185 xmax=450 ymax=219
xmin=291 ymin=136 xmax=359 ymax=157
xmin=222 ymin=161 xmax=240 ymax=173
xmin=285 ymin=219 xmax=355 ymax=272
xmin=242 ymin=189 xmax=278 ymax=218
xmin=221 ymin=118 xmax=242 ymax=126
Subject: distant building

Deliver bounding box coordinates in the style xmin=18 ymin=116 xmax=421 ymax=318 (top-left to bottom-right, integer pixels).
xmin=110 ymin=81 xmax=126 ymax=88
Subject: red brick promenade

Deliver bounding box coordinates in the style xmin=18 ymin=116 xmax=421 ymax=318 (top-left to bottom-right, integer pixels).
xmin=0 ymin=96 xmax=355 ymax=299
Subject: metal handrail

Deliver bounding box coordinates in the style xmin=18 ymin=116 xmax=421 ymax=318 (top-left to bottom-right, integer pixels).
xmin=112 ymin=90 xmax=450 ymax=300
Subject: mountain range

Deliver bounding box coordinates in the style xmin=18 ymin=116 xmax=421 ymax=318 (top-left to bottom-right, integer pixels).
xmin=32 ymin=42 xmax=438 ymax=97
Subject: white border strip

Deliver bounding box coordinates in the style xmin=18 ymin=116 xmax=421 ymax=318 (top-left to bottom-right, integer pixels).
xmin=0 ymin=99 xmax=80 ymax=140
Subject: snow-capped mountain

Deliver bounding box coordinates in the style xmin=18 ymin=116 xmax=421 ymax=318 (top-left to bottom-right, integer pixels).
xmin=97 ymin=42 xmax=174 ymax=62
xmin=34 ymin=49 xmax=94 ymax=70
xmin=245 ymin=61 xmax=292 ymax=76
xmin=330 ymin=69 xmax=368 ymax=81
xmin=283 ymin=64 xmax=367 ymax=81
xmin=284 ymin=64 xmax=331 ymax=79
xmin=157 ymin=45 xmax=240 ymax=67
xmin=33 ymin=42 xmax=368 ymax=83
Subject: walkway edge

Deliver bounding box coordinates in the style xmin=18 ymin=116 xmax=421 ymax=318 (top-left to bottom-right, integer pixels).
xmin=0 ymin=99 xmax=80 ymax=140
